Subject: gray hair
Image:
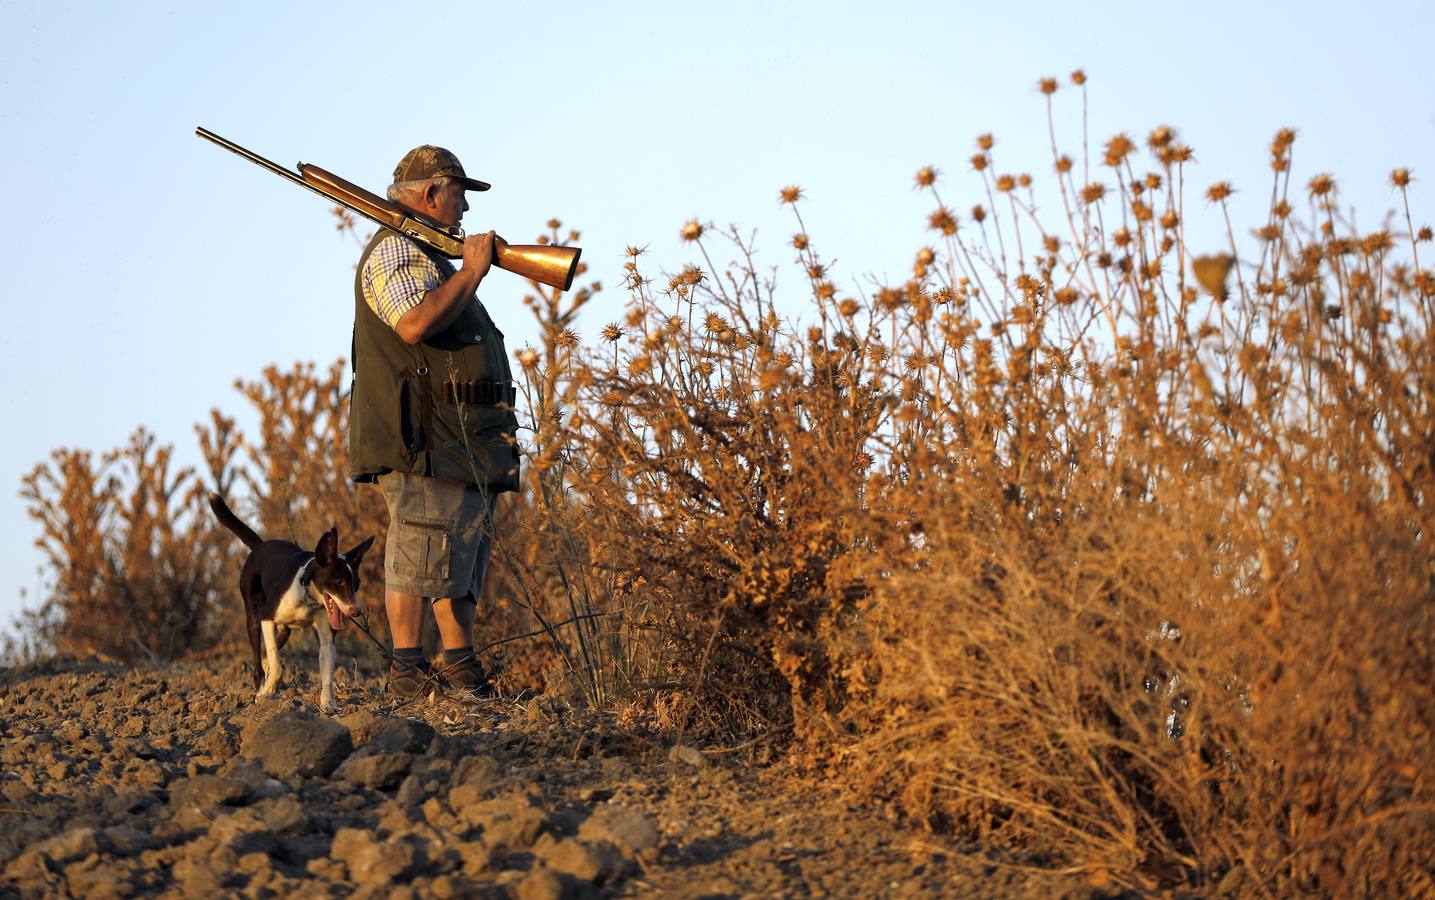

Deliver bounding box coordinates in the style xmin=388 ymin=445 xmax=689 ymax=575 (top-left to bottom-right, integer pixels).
xmin=386 ymin=175 xmax=457 ymax=207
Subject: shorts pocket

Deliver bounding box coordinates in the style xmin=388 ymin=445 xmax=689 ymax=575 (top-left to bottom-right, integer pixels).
xmin=388 ymin=515 xmax=452 ymax=580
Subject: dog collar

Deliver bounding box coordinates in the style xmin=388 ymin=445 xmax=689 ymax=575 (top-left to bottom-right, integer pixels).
xmin=298 ymin=560 xmax=318 ymax=604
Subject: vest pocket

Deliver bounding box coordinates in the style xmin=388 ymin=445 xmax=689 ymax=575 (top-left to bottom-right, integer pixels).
xmin=388 ymin=515 xmax=451 ymax=580
xmin=398 ymin=370 xmax=433 ymax=456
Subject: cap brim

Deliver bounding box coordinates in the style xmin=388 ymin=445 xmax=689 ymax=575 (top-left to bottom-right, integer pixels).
xmin=459 ymin=176 xmax=491 ymax=192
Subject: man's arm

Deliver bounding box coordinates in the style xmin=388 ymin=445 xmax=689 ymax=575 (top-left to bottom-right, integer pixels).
xmin=394 ymin=231 xmax=498 ymax=344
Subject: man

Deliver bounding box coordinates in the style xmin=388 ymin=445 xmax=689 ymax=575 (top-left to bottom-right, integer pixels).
xmin=348 ymin=144 xmax=520 ymax=698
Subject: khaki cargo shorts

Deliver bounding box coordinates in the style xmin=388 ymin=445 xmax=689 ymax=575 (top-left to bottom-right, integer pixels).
xmin=375 ymin=471 xmax=498 ymax=602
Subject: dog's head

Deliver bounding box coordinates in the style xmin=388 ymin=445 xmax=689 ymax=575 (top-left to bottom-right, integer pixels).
xmin=311 ymin=529 xmax=375 ymax=633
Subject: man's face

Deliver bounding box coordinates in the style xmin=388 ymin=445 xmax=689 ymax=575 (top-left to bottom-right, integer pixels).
xmin=429 ymin=180 xmax=469 ymax=228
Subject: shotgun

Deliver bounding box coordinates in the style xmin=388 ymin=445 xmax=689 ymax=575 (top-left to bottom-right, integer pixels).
xmin=195 ymin=127 xmax=582 ymax=291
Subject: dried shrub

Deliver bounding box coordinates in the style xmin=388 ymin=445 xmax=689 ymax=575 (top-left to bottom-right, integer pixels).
xmin=518 ymin=76 xmax=1433 ymax=892
xmin=19 ymin=430 xmax=239 ymax=662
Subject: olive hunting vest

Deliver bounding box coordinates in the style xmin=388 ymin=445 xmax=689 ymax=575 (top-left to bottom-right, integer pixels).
xmin=348 ymin=229 xmax=520 ymax=491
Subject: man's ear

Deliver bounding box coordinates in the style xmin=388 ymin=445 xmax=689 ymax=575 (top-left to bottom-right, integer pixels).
xmin=423 ymin=180 xmax=441 ymax=209
xmin=345 ymin=536 xmax=376 ymax=566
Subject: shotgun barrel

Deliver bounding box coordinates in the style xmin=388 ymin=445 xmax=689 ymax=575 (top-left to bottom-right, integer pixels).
xmin=195 ymin=127 xmax=582 ymax=291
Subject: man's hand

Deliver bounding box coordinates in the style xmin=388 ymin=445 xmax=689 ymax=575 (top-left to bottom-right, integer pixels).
xmin=395 ymin=232 xmax=503 ymax=345
xmin=461 ymin=231 xmax=498 ymax=281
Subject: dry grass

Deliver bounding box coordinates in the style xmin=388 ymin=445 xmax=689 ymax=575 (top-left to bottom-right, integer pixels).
xmin=16 ymin=73 xmax=1432 ymax=893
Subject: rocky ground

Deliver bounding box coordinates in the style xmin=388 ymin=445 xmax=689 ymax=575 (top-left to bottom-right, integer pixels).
xmin=0 ymin=655 xmax=1097 ymax=898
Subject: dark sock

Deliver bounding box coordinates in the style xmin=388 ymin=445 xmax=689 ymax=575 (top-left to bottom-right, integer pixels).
xmin=393 ymin=647 xmax=426 ymax=671
xmin=442 ymin=647 xmax=475 ymax=666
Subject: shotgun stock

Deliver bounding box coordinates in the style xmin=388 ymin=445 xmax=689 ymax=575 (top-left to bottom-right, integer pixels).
xmin=195 ymin=127 xmax=582 ymax=291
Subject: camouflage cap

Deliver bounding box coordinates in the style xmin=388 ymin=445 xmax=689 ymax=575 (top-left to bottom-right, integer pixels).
xmin=392 ymin=145 xmax=491 ymax=192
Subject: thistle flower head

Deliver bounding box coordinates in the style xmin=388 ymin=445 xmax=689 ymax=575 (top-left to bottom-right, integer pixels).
xmin=1103 ymin=133 xmax=1136 ymax=167
xmin=928 ymin=206 xmax=958 ymax=235
xmin=601 ymin=323 xmax=624 ymax=342
xmin=1206 ymin=181 xmax=1235 ymax=203
xmin=914 ymin=165 xmax=938 ymax=188
xmin=515 ymin=347 xmax=540 ymax=369
xmin=680 ymin=219 xmax=704 ymax=241
xmin=1391 ymin=168 xmax=1412 ymax=189
xmin=1071 ymin=69 xmax=1086 ymax=85
xmin=1038 ymin=77 xmax=1058 ymax=95
xmin=779 ymin=185 xmax=804 ymax=205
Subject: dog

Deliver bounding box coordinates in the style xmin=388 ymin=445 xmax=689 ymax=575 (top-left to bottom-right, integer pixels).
xmin=208 ymin=492 xmax=374 ymax=711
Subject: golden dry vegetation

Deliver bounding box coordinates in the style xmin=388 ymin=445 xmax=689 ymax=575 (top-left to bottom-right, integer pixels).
xmin=15 ymin=73 xmax=1433 ymax=894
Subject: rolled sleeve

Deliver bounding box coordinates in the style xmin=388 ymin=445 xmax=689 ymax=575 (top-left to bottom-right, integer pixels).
xmin=361 ymin=235 xmax=444 ymax=330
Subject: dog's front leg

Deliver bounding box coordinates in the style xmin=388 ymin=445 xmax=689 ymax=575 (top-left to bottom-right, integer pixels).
xmin=317 ymin=621 xmax=337 ymax=712
xmin=257 ymin=621 xmax=282 ymax=700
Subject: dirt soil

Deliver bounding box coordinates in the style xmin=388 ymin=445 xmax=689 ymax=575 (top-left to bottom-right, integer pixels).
xmin=0 ymin=655 xmax=1098 ymax=898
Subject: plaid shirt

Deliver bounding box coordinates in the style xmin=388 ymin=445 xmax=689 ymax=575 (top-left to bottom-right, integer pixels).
xmin=360 ymin=234 xmax=444 ymax=329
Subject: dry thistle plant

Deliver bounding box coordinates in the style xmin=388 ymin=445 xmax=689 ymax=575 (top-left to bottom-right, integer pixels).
xmin=518 ymin=72 xmax=1432 ymax=893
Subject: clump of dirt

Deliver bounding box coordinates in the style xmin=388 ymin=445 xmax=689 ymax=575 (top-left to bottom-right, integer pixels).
xmin=0 ymin=655 xmax=1091 ymax=898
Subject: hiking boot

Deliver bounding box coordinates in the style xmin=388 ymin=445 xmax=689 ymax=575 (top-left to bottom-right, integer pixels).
xmin=387 ymin=659 xmax=438 ymax=699
xmin=441 ymin=653 xmax=497 ymax=699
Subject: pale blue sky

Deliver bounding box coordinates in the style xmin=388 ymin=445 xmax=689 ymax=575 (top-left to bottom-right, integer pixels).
xmin=2 ymin=0 xmax=1431 ymax=634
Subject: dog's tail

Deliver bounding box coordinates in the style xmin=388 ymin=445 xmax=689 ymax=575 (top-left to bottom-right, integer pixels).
xmin=208 ymin=491 xmax=263 ymax=549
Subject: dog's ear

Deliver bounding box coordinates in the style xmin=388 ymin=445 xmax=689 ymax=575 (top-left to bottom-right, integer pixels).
xmin=344 ymin=536 xmax=376 ymax=566
xmin=315 ymin=528 xmax=338 ymax=565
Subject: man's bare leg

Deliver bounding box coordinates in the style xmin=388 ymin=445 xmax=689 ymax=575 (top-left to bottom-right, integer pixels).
xmin=432 ymin=596 xmax=476 ymax=650
xmin=387 ymin=590 xmax=474 ymax=650
xmin=385 ymin=589 xmax=426 ymax=647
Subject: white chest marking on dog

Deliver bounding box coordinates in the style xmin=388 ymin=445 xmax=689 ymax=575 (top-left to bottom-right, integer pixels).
xmin=272 ymin=562 xmax=317 ymax=626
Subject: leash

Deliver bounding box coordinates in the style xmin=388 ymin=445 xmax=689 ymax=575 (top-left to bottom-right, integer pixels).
xmin=277 ymin=476 xmax=300 ymax=544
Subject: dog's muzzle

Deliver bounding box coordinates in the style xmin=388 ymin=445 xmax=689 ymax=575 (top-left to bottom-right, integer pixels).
xmin=322 ymin=595 xmax=358 ymax=632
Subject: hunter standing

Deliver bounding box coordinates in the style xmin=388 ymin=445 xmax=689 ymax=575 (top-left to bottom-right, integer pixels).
xmin=348 ymin=145 xmax=520 ymax=698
